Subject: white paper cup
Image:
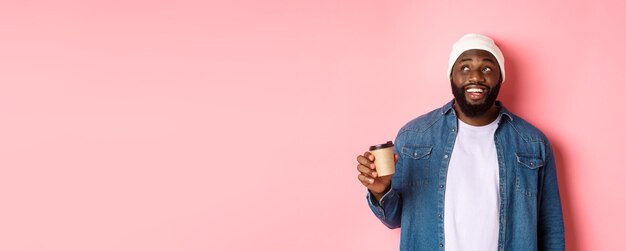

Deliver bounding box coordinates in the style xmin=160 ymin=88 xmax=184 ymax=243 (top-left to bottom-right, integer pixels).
xmin=369 ymin=141 xmax=395 ymax=176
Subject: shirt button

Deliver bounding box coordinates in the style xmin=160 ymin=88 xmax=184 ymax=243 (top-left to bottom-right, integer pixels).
xmin=440 ymin=244 xmax=444 ymax=247
xmin=444 ymin=154 xmax=448 ymax=159
xmin=413 ymin=153 xmax=417 ymax=157
xmin=440 ymin=185 xmax=444 ymax=188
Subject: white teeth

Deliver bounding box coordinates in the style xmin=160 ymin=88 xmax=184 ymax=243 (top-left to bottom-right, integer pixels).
xmin=466 ymin=88 xmax=484 ymax=93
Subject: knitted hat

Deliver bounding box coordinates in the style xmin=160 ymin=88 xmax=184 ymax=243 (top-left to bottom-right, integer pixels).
xmin=448 ymin=34 xmax=505 ymax=82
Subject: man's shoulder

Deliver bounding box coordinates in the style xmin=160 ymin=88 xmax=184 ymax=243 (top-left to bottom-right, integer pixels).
xmin=501 ymin=109 xmax=549 ymax=143
xmin=398 ymin=102 xmax=451 ymax=134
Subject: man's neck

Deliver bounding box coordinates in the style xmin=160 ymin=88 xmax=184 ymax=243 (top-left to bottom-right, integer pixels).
xmin=454 ymin=103 xmax=501 ymax=126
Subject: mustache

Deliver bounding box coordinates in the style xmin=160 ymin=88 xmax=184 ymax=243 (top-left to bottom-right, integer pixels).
xmin=462 ymin=83 xmax=490 ymax=90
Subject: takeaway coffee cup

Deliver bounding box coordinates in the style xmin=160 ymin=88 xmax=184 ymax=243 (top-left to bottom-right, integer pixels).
xmin=369 ymin=141 xmax=395 ymax=176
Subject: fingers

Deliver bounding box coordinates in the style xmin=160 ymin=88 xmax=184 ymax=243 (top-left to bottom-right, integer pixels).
xmin=364 ymin=151 xmax=375 ymax=162
xmin=356 ymin=153 xmax=376 ymax=170
xmin=356 ymin=151 xmax=380 ymax=188
xmin=358 ymin=174 xmax=374 ymax=186
xmin=394 ymin=153 xmax=399 ymax=164
xmin=357 ymin=163 xmax=377 ymax=178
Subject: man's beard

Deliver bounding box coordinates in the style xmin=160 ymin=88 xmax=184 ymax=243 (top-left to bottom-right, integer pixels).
xmin=451 ymin=80 xmax=501 ymax=118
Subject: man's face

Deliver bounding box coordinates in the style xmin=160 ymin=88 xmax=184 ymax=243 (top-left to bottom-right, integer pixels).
xmin=450 ymin=49 xmax=502 ymax=118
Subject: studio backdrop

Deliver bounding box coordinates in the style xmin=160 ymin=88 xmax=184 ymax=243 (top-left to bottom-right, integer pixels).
xmin=1 ymin=1 xmax=625 ymax=250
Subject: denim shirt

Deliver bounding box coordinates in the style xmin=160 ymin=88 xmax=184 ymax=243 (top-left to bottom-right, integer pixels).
xmin=367 ymin=101 xmax=564 ymax=251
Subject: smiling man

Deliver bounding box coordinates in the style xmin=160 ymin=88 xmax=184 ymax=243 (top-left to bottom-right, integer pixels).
xmin=356 ymin=34 xmax=564 ymax=250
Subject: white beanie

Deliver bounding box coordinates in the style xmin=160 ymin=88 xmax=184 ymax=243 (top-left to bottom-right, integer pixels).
xmin=448 ymin=34 xmax=505 ymax=82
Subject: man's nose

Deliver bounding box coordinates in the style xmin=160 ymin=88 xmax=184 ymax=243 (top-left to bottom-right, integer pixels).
xmin=468 ymin=70 xmax=484 ymax=83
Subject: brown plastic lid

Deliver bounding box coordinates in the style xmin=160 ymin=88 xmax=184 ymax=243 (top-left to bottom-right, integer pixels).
xmin=369 ymin=141 xmax=394 ymax=151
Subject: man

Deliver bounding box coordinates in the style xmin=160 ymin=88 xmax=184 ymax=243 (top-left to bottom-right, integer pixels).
xmin=356 ymin=34 xmax=564 ymax=250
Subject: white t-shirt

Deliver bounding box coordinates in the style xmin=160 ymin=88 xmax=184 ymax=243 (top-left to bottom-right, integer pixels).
xmin=444 ymin=116 xmax=501 ymax=250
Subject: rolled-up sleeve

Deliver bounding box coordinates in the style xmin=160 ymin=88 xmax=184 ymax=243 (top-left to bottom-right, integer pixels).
xmin=366 ymin=187 xmax=402 ymax=229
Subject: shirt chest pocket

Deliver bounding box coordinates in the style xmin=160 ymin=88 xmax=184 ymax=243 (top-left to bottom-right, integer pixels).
xmin=515 ymin=153 xmax=544 ymax=197
xmin=397 ymin=145 xmax=432 ymax=187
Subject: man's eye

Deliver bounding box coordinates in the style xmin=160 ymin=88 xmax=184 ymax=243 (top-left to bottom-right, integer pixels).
xmin=461 ymin=66 xmax=470 ymax=72
xmin=482 ymin=67 xmax=492 ymax=73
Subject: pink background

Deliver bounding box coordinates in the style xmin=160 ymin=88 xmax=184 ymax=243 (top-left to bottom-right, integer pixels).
xmin=1 ymin=1 xmax=625 ymax=250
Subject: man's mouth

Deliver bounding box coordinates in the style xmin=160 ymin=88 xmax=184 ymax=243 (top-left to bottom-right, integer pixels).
xmin=464 ymin=85 xmax=487 ymax=101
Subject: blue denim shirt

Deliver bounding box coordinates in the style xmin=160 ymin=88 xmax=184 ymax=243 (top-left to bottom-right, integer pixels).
xmin=367 ymin=100 xmax=564 ymax=251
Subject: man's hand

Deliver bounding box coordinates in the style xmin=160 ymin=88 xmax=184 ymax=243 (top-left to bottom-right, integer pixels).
xmin=356 ymin=151 xmax=399 ymax=202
